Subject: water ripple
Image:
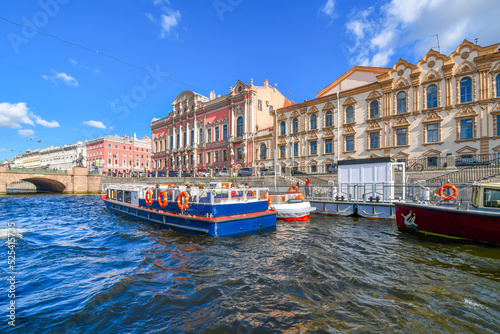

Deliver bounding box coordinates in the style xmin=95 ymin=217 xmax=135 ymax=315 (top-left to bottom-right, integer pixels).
xmin=0 ymin=194 xmax=498 ymax=333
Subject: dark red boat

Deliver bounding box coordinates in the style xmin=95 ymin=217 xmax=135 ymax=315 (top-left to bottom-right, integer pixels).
xmin=395 ymin=182 xmax=500 ymax=246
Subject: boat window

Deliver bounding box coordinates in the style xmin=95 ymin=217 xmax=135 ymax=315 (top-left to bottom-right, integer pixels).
xmin=483 ymin=188 xmax=500 ymax=208
xmin=124 ymin=191 xmax=132 ymax=204
xmin=117 ymin=190 xmax=123 ymax=202
xmin=471 ymin=186 xmax=478 ymax=207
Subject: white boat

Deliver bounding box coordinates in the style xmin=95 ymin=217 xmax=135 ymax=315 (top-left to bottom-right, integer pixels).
xmin=269 ymin=187 xmax=316 ymax=221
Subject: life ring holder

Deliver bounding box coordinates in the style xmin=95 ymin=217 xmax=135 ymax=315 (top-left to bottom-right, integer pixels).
xmin=289 ymin=185 xmax=299 ymax=193
xmin=438 ymin=184 xmax=458 ymax=201
xmin=158 ymin=190 xmax=168 ymax=208
xmin=177 ymin=191 xmax=190 ymax=211
xmin=145 ymin=189 xmax=153 ymax=206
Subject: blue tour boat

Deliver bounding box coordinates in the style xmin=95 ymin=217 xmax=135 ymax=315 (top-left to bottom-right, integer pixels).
xmin=102 ymin=183 xmax=277 ymax=236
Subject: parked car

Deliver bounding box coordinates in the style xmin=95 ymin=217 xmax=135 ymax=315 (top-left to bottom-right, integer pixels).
xmin=327 ymin=164 xmax=338 ymax=173
xmin=455 ymin=158 xmax=490 ymax=167
xmin=182 ymin=171 xmax=192 ymax=177
xmin=197 ymin=168 xmax=210 ymax=177
xmin=237 ymin=167 xmax=253 ymax=177
xmin=257 ymin=168 xmax=274 ymax=176
xmin=215 ymin=169 xmax=229 ymax=177
xmin=131 ymin=171 xmax=139 ymax=177
xmin=157 ymin=171 xmax=166 ymax=177
xmin=168 ymin=170 xmax=179 ymax=177
xmin=291 ymin=169 xmax=306 ymax=175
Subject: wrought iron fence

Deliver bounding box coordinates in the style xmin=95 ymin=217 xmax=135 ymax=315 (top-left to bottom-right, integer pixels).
xmin=7 ymin=167 xmax=68 ymax=174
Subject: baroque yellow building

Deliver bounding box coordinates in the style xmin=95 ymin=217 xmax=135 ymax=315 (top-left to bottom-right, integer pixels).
xmin=276 ymin=40 xmax=500 ymax=173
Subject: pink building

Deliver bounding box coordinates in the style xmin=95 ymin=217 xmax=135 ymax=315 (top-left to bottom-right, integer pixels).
xmin=85 ymin=134 xmax=151 ymax=174
xmin=150 ymin=79 xmax=291 ymax=174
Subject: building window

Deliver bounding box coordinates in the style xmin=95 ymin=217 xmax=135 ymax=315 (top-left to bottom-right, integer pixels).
xmin=215 ymin=127 xmax=219 ymax=141
xmin=370 ymin=100 xmax=379 ymax=119
xmin=170 ymin=136 xmax=173 ymax=149
xmin=346 ymin=106 xmax=354 ymax=123
xmin=370 ymin=132 xmax=379 ymax=149
xmin=191 ymin=130 xmax=194 ymax=145
xmin=325 ymin=139 xmax=332 ymax=153
xmin=310 ymin=141 xmax=317 ymax=155
xmin=207 ymin=152 xmax=211 ymax=164
xmin=427 ymin=156 xmax=438 ymax=168
xmin=310 ymin=114 xmax=317 ymax=130
xmin=345 ymin=135 xmax=354 ymax=151
xmin=397 ymin=91 xmax=407 ymax=114
xmin=199 ymin=128 xmax=203 ymax=143
xmin=260 ymin=144 xmax=267 ymax=160
xmin=280 ymin=145 xmax=285 ymax=158
xmin=258 ymin=100 xmax=262 ymax=111
xmin=215 ymin=151 xmax=219 ymax=162
xmin=198 ymin=153 xmax=203 ymax=164
xmin=293 ymin=143 xmax=298 ymax=157
xmin=280 ymin=121 xmax=286 ymax=135
xmin=292 ymin=118 xmax=299 ymax=133
xmin=183 ymin=132 xmax=187 ymax=146
xmin=207 ymin=129 xmax=212 ymax=143
xmin=497 ymin=115 xmax=500 ymax=136
xmin=176 ymin=134 xmax=180 ymax=148
xmin=460 ymin=77 xmax=472 ymax=103
xmin=496 ymin=75 xmax=500 ymax=97
xmin=237 ymin=117 xmax=244 ymax=137
xmin=223 ymin=125 xmax=228 ymax=139
xmin=236 ymin=147 xmax=242 ymax=160
xmin=396 ymin=128 xmax=407 ymax=146
xmin=427 ymin=123 xmax=439 ymax=143
xmin=427 ymin=84 xmax=438 ymax=109
xmin=460 ymin=118 xmax=473 ymax=139
xmin=223 ymin=150 xmax=227 ymax=162
xmin=325 ymin=110 xmax=333 ymax=127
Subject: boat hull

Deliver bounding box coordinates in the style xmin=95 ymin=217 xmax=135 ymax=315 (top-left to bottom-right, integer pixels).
xmin=395 ymin=202 xmax=500 ymax=245
xmin=273 ymin=202 xmax=316 ymax=221
xmin=104 ymin=199 xmax=277 ymax=237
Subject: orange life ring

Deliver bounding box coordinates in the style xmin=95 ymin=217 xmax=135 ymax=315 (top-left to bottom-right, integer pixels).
xmin=177 ymin=191 xmax=190 ymax=210
xmin=247 ymin=190 xmax=255 ymax=197
xmin=101 ymin=193 xmax=107 ymax=200
xmin=268 ymin=195 xmax=272 ymax=207
xmin=158 ymin=190 xmax=168 ymax=208
xmin=145 ymin=190 xmax=153 ymax=206
xmin=438 ymin=184 xmax=458 ymax=201
xmin=296 ymin=194 xmax=305 ymax=201
xmin=289 ymin=185 xmax=299 ymax=193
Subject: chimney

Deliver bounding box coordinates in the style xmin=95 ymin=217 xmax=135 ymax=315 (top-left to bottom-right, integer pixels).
xmin=264 ymin=79 xmax=269 ymax=87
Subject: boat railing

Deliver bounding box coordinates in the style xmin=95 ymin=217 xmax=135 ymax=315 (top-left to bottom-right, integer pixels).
xmin=103 ymin=184 xmax=270 ymax=205
xmin=269 ymin=192 xmax=304 ymax=204
xmin=303 ymin=182 xmax=475 ymax=203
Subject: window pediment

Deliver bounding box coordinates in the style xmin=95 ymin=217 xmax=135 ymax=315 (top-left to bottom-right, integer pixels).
xmin=423 ymin=149 xmax=442 ymax=156
xmin=455 ymin=106 xmax=477 ymax=118
xmin=291 ymin=110 xmax=300 ymax=118
xmin=324 ymin=128 xmax=334 ymax=137
xmin=344 ymin=125 xmax=355 ymax=134
xmin=456 ymin=145 xmax=477 ymax=154
xmin=394 ymin=116 xmax=410 ymax=127
xmin=423 ymin=69 xmax=441 ymax=83
xmin=423 ymin=111 xmax=443 ymax=123
xmin=308 ymin=132 xmax=318 ymax=140
xmin=308 ymin=106 xmax=318 ymax=114
xmin=367 ymin=90 xmax=382 ymax=100
xmin=278 ymin=113 xmax=287 ymax=121
xmin=367 ymin=121 xmax=382 ymax=130
xmin=343 ymin=97 xmax=356 ymax=106
xmin=322 ymin=102 xmax=334 ymax=111
xmin=455 ymin=61 xmax=476 ymax=76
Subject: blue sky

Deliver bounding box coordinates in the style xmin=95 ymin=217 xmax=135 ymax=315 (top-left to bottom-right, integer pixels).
xmin=1 ymin=0 xmax=499 ymax=161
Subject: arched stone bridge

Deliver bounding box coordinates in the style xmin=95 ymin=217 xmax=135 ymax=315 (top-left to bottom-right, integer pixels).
xmin=0 ymin=167 xmax=101 ymax=194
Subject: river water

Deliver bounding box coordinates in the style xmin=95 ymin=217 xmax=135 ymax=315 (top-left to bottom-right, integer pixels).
xmin=0 ymin=194 xmax=499 ymax=333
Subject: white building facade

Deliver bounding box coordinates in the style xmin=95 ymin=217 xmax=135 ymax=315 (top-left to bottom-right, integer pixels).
xmin=39 ymin=142 xmax=86 ymax=170
xmin=276 ymin=40 xmax=500 ymax=173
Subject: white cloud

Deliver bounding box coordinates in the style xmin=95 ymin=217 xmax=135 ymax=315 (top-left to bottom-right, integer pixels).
xmin=0 ymin=102 xmax=34 ymax=128
xmin=18 ymin=129 xmax=35 ymax=137
xmin=83 ymin=120 xmax=107 ymax=129
xmin=29 ymin=113 xmax=60 ymax=128
xmin=344 ymin=0 xmax=500 ymax=67
xmin=0 ymin=148 xmax=5 ymax=152
xmin=147 ymin=3 xmax=181 ymax=39
xmin=69 ymin=59 xmax=78 ymax=65
xmin=42 ymin=69 xmax=79 ymax=87
xmin=320 ymin=0 xmax=336 ymax=17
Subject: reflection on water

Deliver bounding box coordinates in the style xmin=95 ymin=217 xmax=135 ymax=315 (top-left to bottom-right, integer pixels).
xmin=0 ymin=194 xmax=499 ymax=333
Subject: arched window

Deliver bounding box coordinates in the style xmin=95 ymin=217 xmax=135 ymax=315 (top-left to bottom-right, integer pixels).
xmin=397 ymin=91 xmax=407 ymax=114
xmin=223 ymin=124 xmax=228 ymax=139
xmin=460 ymin=77 xmax=472 ymax=103
xmin=427 ymin=84 xmax=438 ymax=109
xmin=325 ymin=110 xmax=332 ymax=127
xmin=310 ymin=114 xmax=317 ymax=130
xmin=370 ymin=100 xmax=379 ymax=119
xmin=199 ymin=128 xmax=203 ymax=143
xmin=237 ymin=117 xmax=244 ymax=137
xmin=292 ymin=118 xmax=299 ymax=133
xmin=346 ymin=106 xmax=354 ymax=123
xmin=280 ymin=121 xmax=286 ymax=135
xmin=496 ymin=75 xmax=500 ymax=97
xmin=260 ymin=144 xmax=267 ymax=160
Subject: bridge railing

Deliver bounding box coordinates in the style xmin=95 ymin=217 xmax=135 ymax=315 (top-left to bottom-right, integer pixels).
xmin=7 ymin=167 xmax=68 ymax=174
